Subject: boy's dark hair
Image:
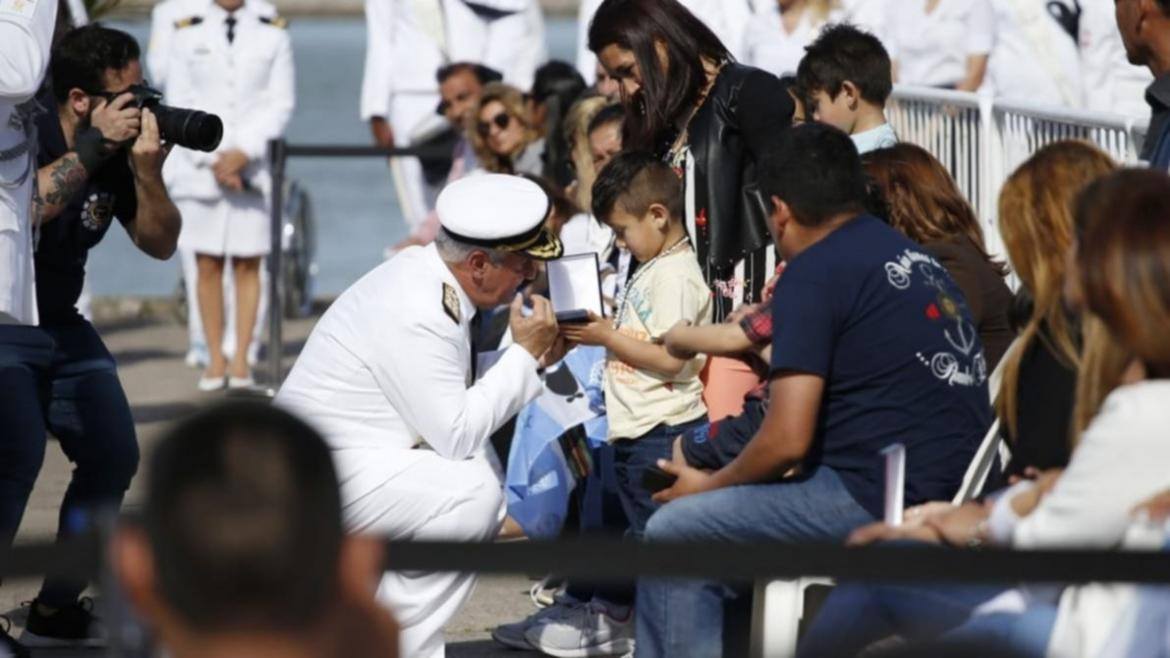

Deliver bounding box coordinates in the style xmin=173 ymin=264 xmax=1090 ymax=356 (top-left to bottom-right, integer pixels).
xmin=587 ymin=102 xmax=626 ymax=137
xmin=592 ymin=150 xmax=683 ymax=221
xmin=143 ymin=400 xmax=344 ymax=633
xmin=436 ymin=62 xmax=503 ymax=85
xmin=796 ymin=23 xmax=892 ymax=106
xmin=51 ymin=24 xmax=141 ymax=104
xmin=760 ymin=123 xmax=867 ymax=226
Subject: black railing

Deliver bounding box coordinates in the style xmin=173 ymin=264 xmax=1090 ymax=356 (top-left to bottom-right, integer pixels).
xmin=264 ymin=139 xmax=453 ymax=387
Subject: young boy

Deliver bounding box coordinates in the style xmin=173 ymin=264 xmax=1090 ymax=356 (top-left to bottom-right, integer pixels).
xmin=797 ymin=23 xmax=898 ymax=153
xmin=560 ymin=151 xmax=712 ymax=537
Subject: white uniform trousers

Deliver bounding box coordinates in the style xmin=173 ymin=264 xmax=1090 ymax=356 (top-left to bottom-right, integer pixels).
xmin=343 ymin=451 xmax=505 ymax=658
xmin=388 ymin=93 xmax=443 ymax=232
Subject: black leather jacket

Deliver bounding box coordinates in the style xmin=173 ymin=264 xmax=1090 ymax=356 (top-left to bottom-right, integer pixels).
xmin=668 ymin=63 xmax=793 ymax=319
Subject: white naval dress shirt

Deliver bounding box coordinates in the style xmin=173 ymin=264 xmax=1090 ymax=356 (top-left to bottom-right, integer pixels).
xmin=161 ymin=0 xmax=295 ymax=201
xmin=146 ymin=0 xmax=276 ymax=90
xmin=1 ymin=0 xmax=57 ymax=325
xmin=986 ymin=0 xmax=1083 ymax=108
xmin=887 ymin=0 xmax=994 ymax=88
xmin=741 ymin=4 xmax=845 ymax=79
xmin=359 ymin=0 xmax=546 ymax=122
xmin=275 ymin=244 xmax=545 ymax=503
xmin=1078 ymin=0 xmax=1152 ymax=118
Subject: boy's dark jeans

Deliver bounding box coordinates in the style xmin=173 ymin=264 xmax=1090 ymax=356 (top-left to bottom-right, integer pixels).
xmin=612 ymin=415 xmax=709 ymax=540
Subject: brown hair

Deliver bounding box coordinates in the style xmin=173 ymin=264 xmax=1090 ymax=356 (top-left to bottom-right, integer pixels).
xmin=1079 ymin=169 xmax=1170 ymax=381
xmin=562 ymin=95 xmax=611 ymax=211
xmin=467 ymin=82 xmax=539 ymax=174
xmin=863 ymin=143 xmax=1006 ymax=276
xmin=995 ymin=141 xmax=1116 ymax=438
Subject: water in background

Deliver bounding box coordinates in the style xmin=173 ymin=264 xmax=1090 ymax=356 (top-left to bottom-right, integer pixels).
xmin=89 ymin=14 xmax=578 ymax=297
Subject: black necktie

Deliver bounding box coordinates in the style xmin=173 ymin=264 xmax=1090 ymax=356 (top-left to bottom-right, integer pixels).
xmin=225 ymin=15 xmax=237 ymax=44
xmin=469 ymin=312 xmax=483 ymax=382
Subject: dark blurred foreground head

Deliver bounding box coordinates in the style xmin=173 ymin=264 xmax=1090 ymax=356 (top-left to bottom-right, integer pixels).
xmin=113 ymin=400 xmax=398 ymax=658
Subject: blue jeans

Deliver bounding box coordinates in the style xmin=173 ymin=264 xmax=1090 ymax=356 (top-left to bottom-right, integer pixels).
xmin=941 ymin=604 xmax=1058 ymax=657
xmin=0 ymin=322 xmax=139 ymax=606
xmin=636 ymin=465 xmax=875 ymax=657
xmin=798 ymin=577 xmax=1009 ymax=656
xmin=612 ymin=416 xmax=708 ymax=539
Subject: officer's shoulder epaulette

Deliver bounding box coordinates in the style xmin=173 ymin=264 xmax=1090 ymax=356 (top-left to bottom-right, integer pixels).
xmin=259 ymin=15 xmax=289 ymax=29
xmin=173 ymin=15 xmax=203 ymax=29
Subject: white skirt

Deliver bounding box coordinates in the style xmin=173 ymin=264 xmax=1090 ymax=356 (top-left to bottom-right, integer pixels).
xmin=176 ymin=194 xmax=272 ymax=258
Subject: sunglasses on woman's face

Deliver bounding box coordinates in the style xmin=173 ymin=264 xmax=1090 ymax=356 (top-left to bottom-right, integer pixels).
xmin=477 ymin=112 xmax=512 ymax=138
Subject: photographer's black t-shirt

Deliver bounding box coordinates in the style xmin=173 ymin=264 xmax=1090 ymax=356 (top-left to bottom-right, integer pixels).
xmin=35 ymin=102 xmax=138 ymax=326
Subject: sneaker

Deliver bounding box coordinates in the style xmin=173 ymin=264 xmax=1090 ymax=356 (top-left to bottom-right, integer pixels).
xmin=524 ymin=601 xmax=634 ymax=657
xmin=21 ymin=598 xmax=105 ymax=648
xmin=0 ymin=616 xmax=29 ymax=658
xmin=492 ymin=600 xmax=586 ymax=650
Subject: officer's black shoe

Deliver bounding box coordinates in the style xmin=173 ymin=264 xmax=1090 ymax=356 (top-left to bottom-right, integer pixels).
xmin=22 ymin=597 xmax=105 ymax=647
xmin=0 ymin=615 xmax=30 ymax=658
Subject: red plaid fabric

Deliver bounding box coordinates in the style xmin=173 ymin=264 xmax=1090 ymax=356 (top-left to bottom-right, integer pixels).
xmin=738 ymin=299 xmax=774 ymax=346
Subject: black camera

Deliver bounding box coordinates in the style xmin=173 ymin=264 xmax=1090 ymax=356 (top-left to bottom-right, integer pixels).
xmin=126 ymin=84 xmax=223 ymax=153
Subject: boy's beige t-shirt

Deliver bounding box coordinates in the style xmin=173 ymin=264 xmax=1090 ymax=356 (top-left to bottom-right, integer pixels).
xmin=605 ymin=248 xmax=712 ymax=440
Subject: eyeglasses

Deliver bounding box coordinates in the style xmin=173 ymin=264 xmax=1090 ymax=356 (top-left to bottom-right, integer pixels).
xmin=477 ymin=112 xmax=513 ymax=138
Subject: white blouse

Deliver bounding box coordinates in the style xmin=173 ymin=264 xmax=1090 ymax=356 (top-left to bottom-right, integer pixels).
xmin=886 ymin=0 xmax=994 ymax=88
xmin=741 ymin=4 xmax=843 ymax=78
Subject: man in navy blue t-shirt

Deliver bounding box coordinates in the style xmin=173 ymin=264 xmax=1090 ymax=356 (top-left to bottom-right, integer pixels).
xmin=635 ymin=123 xmax=992 ymax=657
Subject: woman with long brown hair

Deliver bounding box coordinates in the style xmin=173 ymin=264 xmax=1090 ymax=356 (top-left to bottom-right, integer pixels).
xmin=589 ymin=0 xmax=795 ymax=421
xmin=864 ymin=143 xmax=1014 ymax=368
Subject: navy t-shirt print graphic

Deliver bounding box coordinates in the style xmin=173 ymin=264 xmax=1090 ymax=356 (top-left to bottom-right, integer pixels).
xmin=80 ymin=192 xmax=116 ymax=233
xmin=884 ymin=248 xmax=988 ymax=389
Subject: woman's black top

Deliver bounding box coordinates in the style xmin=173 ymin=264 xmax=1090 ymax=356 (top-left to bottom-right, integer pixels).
xmin=662 ymin=63 xmax=794 ymax=321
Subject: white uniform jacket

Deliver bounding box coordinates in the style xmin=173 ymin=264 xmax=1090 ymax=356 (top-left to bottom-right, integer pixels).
xmin=1 ymin=0 xmax=57 ymax=325
xmin=146 ymin=0 xmax=275 ymax=91
xmin=276 ymin=243 xmax=545 ymax=504
xmin=161 ymin=0 xmax=295 ymax=201
xmin=359 ymin=0 xmax=545 ymax=123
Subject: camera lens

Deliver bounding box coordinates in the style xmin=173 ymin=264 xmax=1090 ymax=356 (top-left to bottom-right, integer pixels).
xmin=153 ymin=105 xmax=224 ymax=152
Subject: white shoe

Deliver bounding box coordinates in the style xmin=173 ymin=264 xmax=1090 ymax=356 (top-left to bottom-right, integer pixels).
xmin=197 ymin=375 xmax=226 ymax=392
xmin=524 ymin=602 xmax=634 ymax=657
xmin=227 ymin=375 xmax=255 ymax=389
xmin=491 ymin=600 xmax=584 ymax=650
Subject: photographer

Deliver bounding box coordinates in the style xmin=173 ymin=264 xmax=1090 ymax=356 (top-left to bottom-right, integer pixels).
xmin=1 ymin=24 xmax=181 ymax=649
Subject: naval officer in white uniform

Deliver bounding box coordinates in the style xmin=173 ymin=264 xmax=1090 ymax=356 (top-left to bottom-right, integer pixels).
xmin=148 ymin=0 xmax=277 ymax=372
xmin=361 ymin=0 xmax=546 ymax=233
xmin=163 ymin=0 xmax=294 ymax=390
xmin=276 ymin=174 xmax=565 ymax=658
xmin=0 ymin=0 xmax=56 ymax=328
xmin=1 ymin=0 xmax=57 ymax=653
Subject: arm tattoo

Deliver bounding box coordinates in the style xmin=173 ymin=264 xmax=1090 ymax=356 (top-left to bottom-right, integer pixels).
xmin=43 ymin=156 xmax=88 ymax=208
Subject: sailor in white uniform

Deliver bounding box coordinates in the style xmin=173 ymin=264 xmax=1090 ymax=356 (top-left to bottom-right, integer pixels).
xmin=0 ymin=0 xmax=56 ymax=328
xmin=163 ymin=0 xmax=294 ymax=389
xmin=1079 ymin=0 xmax=1152 ymax=118
xmin=361 ymin=0 xmax=546 ymax=232
xmin=276 ymin=174 xmax=565 ymax=658
xmin=986 ymin=0 xmax=1084 ymax=108
xmin=147 ymin=0 xmax=277 ymax=371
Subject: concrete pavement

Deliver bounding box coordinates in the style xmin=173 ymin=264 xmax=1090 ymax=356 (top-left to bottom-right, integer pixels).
xmin=2 ymin=306 xmax=542 ymax=657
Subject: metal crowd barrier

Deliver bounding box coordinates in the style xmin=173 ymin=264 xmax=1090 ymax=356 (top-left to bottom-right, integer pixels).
xmin=888 ymin=85 xmax=1149 ymax=264
xmin=264 ymin=141 xmax=451 ymax=387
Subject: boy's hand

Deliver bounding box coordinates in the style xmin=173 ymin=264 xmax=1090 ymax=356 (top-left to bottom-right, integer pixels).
xmin=558 ymin=311 xmax=612 ymax=347
xmin=651 ymin=459 xmax=716 ymax=503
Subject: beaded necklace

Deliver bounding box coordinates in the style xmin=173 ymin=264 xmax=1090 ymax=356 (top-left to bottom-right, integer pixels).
xmin=613 ymin=236 xmax=692 ymax=330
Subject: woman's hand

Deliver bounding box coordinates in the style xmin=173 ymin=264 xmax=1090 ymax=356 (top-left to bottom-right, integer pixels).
xmin=661 ymin=320 xmax=697 ymax=360
xmin=846 ymin=520 xmax=944 ymax=547
xmin=558 ymin=311 xmax=613 ymax=347
xmin=1133 ymin=490 xmax=1170 ymax=522
xmin=924 ymin=502 xmax=990 ymax=547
